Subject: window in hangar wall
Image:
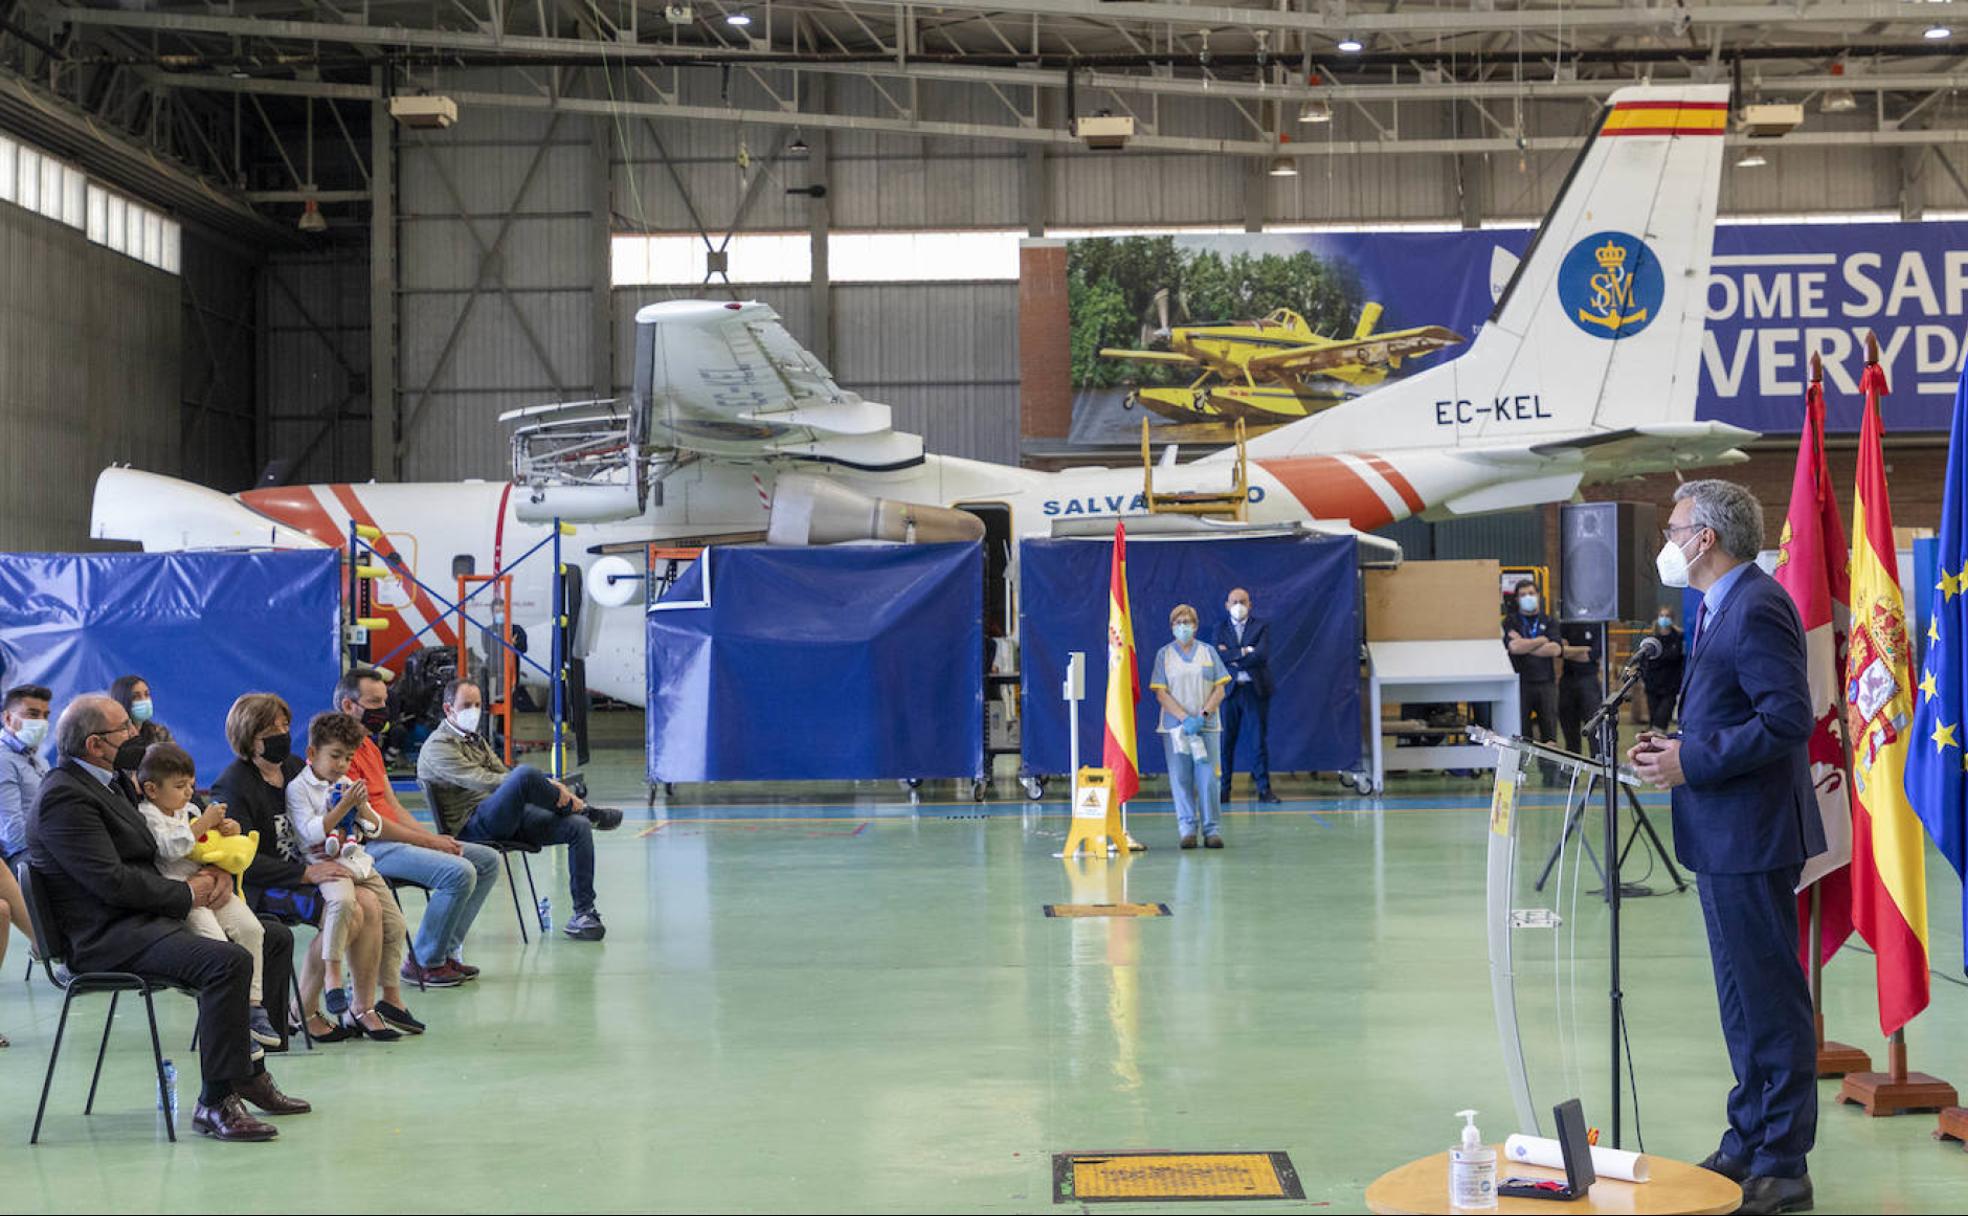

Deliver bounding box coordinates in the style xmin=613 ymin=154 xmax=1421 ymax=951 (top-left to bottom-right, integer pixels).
xmin=0 ymin=130 xmax=180 ymax=274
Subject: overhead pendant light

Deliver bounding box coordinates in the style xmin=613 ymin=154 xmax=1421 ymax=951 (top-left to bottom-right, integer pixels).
xmin=1735 ymin=149 xmax=1769 ymax=168
xmin=1268 ymin=156 xmax=1298 ymax=177
xmin=1298 ymin=98 xmax=1333 ymax=124
xmin=1925 ymin=24 xmax=1952 ymax=40
xmin=787 ymin=133 xmax=810 ymax=155
xmin=1336 ymin=37 xmax=1363 ymax=53
xmin=1820 ymin=88 xmax=1857 ymax=113
xmin=726 ymin=9 xmax=752 ymax=26
xmin=297 ymin=198 xmax=328 ymax=232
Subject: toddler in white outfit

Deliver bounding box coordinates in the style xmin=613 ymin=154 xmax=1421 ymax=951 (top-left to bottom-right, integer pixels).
xmin=136 ymin=742 xmax=280 ymax=1047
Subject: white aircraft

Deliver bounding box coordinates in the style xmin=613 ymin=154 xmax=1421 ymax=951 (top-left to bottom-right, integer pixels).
xmin=93 ymin=83 xmax=1749 ymax=708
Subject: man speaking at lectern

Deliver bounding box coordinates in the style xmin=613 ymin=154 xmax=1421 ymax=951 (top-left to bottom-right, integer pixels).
xmin=1627 ymin=480 xmax=1823 ymax=1216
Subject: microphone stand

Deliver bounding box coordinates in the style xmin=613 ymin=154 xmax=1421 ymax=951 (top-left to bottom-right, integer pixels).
xmin=1585 ymin=661 xmax=1644 ymax=1150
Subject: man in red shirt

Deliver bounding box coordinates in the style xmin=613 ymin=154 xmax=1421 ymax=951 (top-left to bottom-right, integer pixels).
xmin=335 ymin=669 xmax=502 ymax=987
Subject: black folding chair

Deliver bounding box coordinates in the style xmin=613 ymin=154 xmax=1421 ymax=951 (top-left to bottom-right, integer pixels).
xmin=383 ymin=877 xmax=429 ymax=990
xmin=14 ymin=862 xmax=188 ymax=1145
xmin=418 ymin=779 xmax=545 ymax=943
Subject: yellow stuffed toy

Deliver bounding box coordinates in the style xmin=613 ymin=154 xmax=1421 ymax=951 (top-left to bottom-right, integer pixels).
xmin=188 ymin=829 xmax=260 ymax=897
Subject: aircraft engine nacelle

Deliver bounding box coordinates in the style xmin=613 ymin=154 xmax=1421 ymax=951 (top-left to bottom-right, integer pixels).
xmin=766 ymin=473 xmax=985 ymax=547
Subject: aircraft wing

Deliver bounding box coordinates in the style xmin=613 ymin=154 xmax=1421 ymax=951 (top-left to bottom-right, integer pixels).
xmin=1465 ymin=423 xmax=1758 ymax=478
xmin=635 ymin=300 xmax=925 ymax=471
xmin=1097 ymin=348 xmax=1201 ymax=367
xmin=1245 ymin=326 xmax=1465 ymax=377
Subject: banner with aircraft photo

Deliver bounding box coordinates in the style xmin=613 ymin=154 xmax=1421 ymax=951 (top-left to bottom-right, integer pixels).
xmin=1057 ymin=220 xmax=1968 ymax=448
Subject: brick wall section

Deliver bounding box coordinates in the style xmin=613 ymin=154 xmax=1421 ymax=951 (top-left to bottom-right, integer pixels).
xmin=1018 ymin=244 xmax=1071 ymax=444
xmin=1579 ymin=439 xmax=1950 ymax=548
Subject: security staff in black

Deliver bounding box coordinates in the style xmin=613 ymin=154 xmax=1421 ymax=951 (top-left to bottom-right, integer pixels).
xmin=1557 ymin=621 xmax=1604 ymax=759
xmin=1502 ymin=579 xmax=1562 ymax=782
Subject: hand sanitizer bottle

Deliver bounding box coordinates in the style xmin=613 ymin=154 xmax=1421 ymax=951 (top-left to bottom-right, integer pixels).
xmin=1449 ymin=1109 xmax=1497 ymax=1210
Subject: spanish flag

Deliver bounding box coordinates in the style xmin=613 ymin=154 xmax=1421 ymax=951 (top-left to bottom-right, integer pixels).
xmin=1846 ymin=359 xmax=1932 ymax=1035
xmin=1103 ymin=521 xmax=1141 ymax=807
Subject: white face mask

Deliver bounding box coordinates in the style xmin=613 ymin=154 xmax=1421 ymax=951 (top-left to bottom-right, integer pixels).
xmin=453 ymin=706 xmax=482 ymax=733
xmin=1517 ymin=594 xmax=1539 ymax=614
xmin=1656 ymin=534 xmax=1697 ymax=589
xmin=13 ymin=716 xmax=48 ymax=748
xmin=1228 ymin=603 xmax=1249 ymax=622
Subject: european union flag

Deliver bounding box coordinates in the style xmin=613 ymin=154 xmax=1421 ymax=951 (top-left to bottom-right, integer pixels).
xmin=1904 ymin=368 xmax=1968 ymax=975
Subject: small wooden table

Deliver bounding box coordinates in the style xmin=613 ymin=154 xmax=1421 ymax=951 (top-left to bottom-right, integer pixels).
xmin=1365 ymin=1148 xmax=1740 ymax=1215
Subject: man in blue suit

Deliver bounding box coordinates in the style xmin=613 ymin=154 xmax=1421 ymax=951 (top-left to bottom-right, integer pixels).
xmin=1628 ymin=480 xmax=1824 ymax=1216
xmin=1215 ymin=587 xmax=1280 ymax=804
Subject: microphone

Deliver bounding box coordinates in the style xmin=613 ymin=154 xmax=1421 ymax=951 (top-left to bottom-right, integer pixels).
xmin=1622 ymin=634 xmax=1663 ymax=678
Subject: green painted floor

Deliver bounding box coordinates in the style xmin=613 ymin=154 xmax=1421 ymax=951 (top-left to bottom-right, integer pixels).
xmin=2 ymin=752 xmax=1965 ymax=1213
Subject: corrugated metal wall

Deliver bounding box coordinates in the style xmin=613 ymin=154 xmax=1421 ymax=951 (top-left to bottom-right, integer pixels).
xmin=395 ymin=102 xmax=606 ymax=482
xmin=0 ymin=199 xmax=179 ymax=550
xmin=262 ymin=250 xmax=370 ymax=486
xmin=179 ymin=231 xmax=261 ymax=491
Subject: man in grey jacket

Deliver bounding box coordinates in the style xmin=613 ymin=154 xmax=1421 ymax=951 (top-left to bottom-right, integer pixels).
xmin=416 ymin=678 xmax=622 ymax=941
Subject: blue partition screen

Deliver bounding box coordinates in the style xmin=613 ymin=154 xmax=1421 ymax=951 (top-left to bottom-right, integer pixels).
xmin=1019 ymin=534 xmax=1361 ymax=778
xmin=0 ymin=550 xmax=343 ymax=780
xmin=646 ymin=544 xmax=984 ymax=782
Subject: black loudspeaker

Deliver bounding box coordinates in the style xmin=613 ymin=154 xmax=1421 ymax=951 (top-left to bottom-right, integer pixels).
xmin=1560 ymin=501 xmax=1659 ymax=622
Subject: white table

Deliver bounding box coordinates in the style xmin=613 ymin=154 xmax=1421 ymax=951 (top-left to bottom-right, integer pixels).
xmin=1367 ymin=639 xmax=1521 ymax=794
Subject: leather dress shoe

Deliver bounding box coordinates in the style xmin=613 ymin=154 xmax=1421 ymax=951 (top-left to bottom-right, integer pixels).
xmin=1256 ymin=789 xmax=1282 ymax=804
xmin=191 ymin=1094 xmax=279 ymax=1141
xmin=235 ymin=1070 xmax=312 ymax=1116
xmin=1697 ymin=1150 xmax=1749 ymax=1182
xmin=1738 ymin=1173 xmax=1813 ymax=1215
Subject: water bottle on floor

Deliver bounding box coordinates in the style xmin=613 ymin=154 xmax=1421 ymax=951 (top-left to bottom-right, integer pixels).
xmin=158 ymin=1060 xmax=178 ymax=1123
xmin=537 ymin=896 xmax=552 ymax=932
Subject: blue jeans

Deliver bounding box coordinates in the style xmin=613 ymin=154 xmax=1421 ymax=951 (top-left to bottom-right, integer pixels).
xmin=367 ymin=839 xmax=502 ymax=962
xmin=458 ymin=766 xmax=597 ymax=915
xmin=1162 ymin=730 xmax=1221 ymax=840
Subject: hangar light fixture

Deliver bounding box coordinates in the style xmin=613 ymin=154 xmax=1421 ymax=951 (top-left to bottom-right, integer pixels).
xmin=1268 ymin=156 xmax=1298 ymax=177
xmin=1820 ymin=89 xmax=1857 ymax=113
xmin=726 ymin=10 xmax=752 ymax=26
xmin=1926 ymin=24 xmax=1953 ymax=40
xmin=1735 ymin=149 xmax=1769 ymax=168
xmin=1298 ymin=99 xmax=1333 ymax=124
xmin=297 ymin=198 xmax=328 ymax=232
xmin=1336 ymin=37 xmax=1363 ymax=53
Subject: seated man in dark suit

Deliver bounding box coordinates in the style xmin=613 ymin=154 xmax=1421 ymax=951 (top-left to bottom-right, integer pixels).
xmin=27 ymin=694 xmax=312 ymax=1141
xmin=1628 ymin=480 xmax=1823 ymax=1216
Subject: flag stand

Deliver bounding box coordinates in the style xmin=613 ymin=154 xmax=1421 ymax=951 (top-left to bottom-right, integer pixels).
xmin=1809 ymin=888 xmax=1872 ymax=1077
xmin=1835 ymin=1029 xmax=1959 ymax=1116
xmin=1938 ymin=1105 xmax=1968 ymax=1149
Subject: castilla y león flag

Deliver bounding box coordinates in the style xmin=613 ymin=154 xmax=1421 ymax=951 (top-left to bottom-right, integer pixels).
xmin=1775 ymin=372 xmax=1856 ymax=968
xmin=1846 ymin=361 xmax=1931 ymax=1035
xmin=1103 ymin=521 xmax=1141 ymax=806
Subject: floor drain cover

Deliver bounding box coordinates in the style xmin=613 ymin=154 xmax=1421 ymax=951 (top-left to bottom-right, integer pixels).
xmin=1052 ymin=1151 xmax=1304 ymax=1202
xmin=1042 ymin=903 xmax=1172 ymax=918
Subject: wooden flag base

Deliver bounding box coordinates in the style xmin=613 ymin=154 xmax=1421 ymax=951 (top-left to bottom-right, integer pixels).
xmin=1937 ymin=1107 xmax=1968 ymax=1150
xmin=1836 ymin=1037 xmax=1959 ymax=1117
xmin=1817 ymin=1040 xmax=1873 ymax=1078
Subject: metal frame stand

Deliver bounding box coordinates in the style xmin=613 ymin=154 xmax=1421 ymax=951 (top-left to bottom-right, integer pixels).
xmin=343 ymin=519 xmax=573 ymax=778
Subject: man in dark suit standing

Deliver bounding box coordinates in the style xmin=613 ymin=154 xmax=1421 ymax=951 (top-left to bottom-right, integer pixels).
xmin=1215 ymin=587 xmax=1280 ymax=804
xmin=1628 ymin=480 xmax=1823 ymax=1216
xmin=27 ymin=694 xmax=311 ymax=1141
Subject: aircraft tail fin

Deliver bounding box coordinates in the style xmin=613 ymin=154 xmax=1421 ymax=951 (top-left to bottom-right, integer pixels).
xmin=1249 ymin=83 xmax=1730 ymax=459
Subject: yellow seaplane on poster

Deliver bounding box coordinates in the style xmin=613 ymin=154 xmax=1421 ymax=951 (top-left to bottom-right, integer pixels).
xmin=1099 ymin=302 xmax=1465 ymax=428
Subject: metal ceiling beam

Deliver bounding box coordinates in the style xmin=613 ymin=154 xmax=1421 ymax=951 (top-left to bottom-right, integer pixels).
xmin=149 ymin=69 xmax=1968 ymax=156
xmin=52 ymin=1 xmax=1952 ymax=45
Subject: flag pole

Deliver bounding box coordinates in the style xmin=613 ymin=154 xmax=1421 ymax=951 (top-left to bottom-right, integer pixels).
xmin=1834 ymin=331 xmax=1958 ymax=1116
xmin=1802 ymin=349 xmax=1873 ymax=1078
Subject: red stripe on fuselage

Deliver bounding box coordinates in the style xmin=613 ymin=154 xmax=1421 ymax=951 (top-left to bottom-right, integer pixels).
xmin=238 ymin=487 xmax=348 ymax=548
xmin=326 ymin=484 xmax=460 ymax=649
xmin=1358 ymin=453 xmax=1425 ymax=515
xmin=1255 ymin=456 xmax=1397 ymax=530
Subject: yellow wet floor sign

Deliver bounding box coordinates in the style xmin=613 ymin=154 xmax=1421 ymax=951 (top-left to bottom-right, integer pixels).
xmin=1059 ymin=767 xmax=1125 ymax=857
xmin=1052 ymin=1151 xmax=1305 ymax=1202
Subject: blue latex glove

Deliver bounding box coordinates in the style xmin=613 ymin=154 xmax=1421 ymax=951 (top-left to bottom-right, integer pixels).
xmin=1181 ymin=715 xmax=1204 ymax=736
